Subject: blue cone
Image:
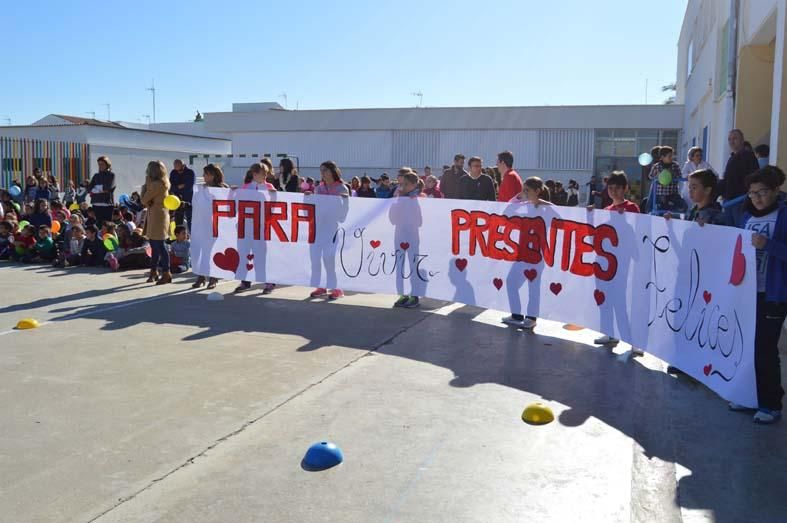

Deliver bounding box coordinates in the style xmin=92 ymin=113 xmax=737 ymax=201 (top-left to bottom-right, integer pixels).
xmin=303 ymin=441 xmax=344 ymax=470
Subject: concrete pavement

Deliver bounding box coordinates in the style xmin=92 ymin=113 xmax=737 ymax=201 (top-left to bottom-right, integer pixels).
xmin=1 ymin=264 xmax=785 ymax=522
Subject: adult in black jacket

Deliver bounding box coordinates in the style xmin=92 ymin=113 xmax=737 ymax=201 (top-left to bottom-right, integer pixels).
xmin=278 ymin=158 xmax=300 ymax=192
xmin=87 ymin=156 xmax=116 ymax=226
xmin=720 ymin=129 xmax=760 ymax=225
xmin=170 ymin=159 xmax=196 ymax=229
xmin=458 ymin=156 xmax=496 ymax=201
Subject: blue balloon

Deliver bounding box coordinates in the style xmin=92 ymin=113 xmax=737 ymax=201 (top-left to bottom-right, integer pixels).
xmin=303 ymin=441 xmax=344 ymax=470
xmin=8 ymin=185 xmax=21 ymax=197
xmin=118 ymin=194 xmax=131 ymax=206
xmin=638 ymin=153 xmax=653 ymax=166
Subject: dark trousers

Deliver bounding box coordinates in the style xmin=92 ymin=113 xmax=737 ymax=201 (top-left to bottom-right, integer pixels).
xmin=755 ymin=293 xmax=787 ymax=411
xmin=174 ymin=204 xmax=192 ymax=230
xmin=150 ymin=240 xmax=170 ymax=272
xmin=94 ymin=206 xmax=114 ymax=227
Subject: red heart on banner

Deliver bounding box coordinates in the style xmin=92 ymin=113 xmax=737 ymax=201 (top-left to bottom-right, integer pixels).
xmin=703 ymin=364 xmax=712 ymax=376
xmin=594 ymin=289 xmax=605 ymax=306
xmin=247 ymin=253 xmax=254 ymax=261
xmin=370 ymin=240 xmax=381 ymax=249
xmin=703 ymin=290 xmax=712 ymax=304
xmin=213 ymin=248 xmax=240 ymax=273
xmin=400 ymin=242 xmax=410 ymax=251
xmin=524 ymin=269 xmax=537 ymax=281
xmin=493 ymin=278 xmax=503 ymax=290
xmin=729 ymin=235 xmax=746 ymax=286
xmin=246 ymin=263 xmax=254 ymax=270
xmin=550 ymin=282 xmax=563 ymax=295
xmin=455 ymin=258 xmax=468 ymax=272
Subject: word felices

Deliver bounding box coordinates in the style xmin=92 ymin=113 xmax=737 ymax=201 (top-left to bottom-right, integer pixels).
xmin=212 ymin=199 xmax=316 ymax=243
xmin=451 ymin=209 xmax=618 ymax=281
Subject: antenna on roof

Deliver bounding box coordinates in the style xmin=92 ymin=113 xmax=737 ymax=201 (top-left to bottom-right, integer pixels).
xmin=85 ymin=111 xmax=96 ymax=119
xmin=142 ymin=114 xmax=151 ymax=125
xmin=102 ymin=104 xmax=111 ymax=121
xmin=411 ymin=91 xmax=423 ymax=108
xmin=2 ymin=116 xmax=11 ymax=125
xmin=146 ymin=80 xmax=157 ymax=123
xmin=279 ymin=92 xmax=288 ymax=109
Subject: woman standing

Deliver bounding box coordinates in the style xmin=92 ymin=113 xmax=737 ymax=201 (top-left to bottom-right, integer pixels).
xmin=566 ymin=179 xmax=580 ymax=206
xmin=279 ymin=158 xmax=300 ymax=192
xmin=192 ymin=164 xmax=227 ymax=290
xmin=87 ymin=156 xmax=117 ymax=227
xmin=141 ymin=160 xmax=172 ymax=285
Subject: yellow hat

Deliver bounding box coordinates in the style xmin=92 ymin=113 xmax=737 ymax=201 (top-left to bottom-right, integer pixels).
xmin=16 ymin=318 xmax=40 ymax=330
xmin=522 ymin=402 xmax=554 ymax=425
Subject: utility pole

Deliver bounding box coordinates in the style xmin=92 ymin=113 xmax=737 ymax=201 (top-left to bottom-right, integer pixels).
xmin=279 ymin=92 xmax=288 ymax=109
xmin=645 ymin=79 xmax=648 ymax=104
xmin=102 ymin=104 xmax=111 ymax=120
xmin=146 ymin=80 xmax=157 ymax=123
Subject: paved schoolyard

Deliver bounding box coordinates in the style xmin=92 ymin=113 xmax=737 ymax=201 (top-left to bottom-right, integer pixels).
xmin=1 ymin=264 xmax=786 ymax=522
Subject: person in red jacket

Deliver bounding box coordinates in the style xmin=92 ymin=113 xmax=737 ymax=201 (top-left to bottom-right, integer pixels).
xmin=496 ymin=150 xmax=523 ymax=202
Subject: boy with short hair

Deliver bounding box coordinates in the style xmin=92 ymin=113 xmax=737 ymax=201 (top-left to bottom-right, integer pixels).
xmin=591 ymin=171 xmax=643 ymax=354
xmin=26 ymin=225 xmax=56 ymax=263
xmin=81 ymin=224 xmax=106 ymax=266
xmin=375 ymin=173 xmax=395 ymax=198
xmin=169 ymin=225 xmax=191 ymax=274
xmin=10 ymin=224 xmax=36 ymax=261
xmin=648 ymin=146 xmax=684 ymax=213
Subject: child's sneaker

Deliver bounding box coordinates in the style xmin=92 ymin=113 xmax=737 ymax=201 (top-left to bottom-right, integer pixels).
xmin=394 ymin=295 xmax=409 ymax=307
xmin=501 ymin=315 xmax=536 ymax=329
xmin=262 ymin=283 xmax=276 ymax=295
xmin=753 ymin=409 xmax=782 ymax=424
xmin=328 ymin=289 xmax=344 ymax=300
xmin=594 ymin=335 xmax=619 ymax=346
xmin=310 ymin=287 xmax=328 ymax=298
xmin=107 ymin=254 xmax=119 ymax=271
xmin=630 ymin=346 xmax=645 ymax=357
xmin=402 ymin=296 xmax=420 ymax=308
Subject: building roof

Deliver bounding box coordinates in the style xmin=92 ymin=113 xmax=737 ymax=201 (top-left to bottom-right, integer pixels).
xmin=53 ymin=115 xmax=127 ymax=128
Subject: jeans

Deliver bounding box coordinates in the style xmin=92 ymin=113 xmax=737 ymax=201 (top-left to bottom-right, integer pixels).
xmin=150 ymin=240 xmax=170 ymax=272
xmin=755 ymin=293 xmax=787 ymax=411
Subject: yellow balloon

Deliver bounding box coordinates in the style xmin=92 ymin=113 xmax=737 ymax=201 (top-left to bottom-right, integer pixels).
xmin=69 ymin=203 xmax=80 ymax=211
xmin=164 ymin=194 xmax=181 ymax=211
xmin=169 ymin=220 xmax=176 ymax=240
xmin=16 ymin=318 xmax=40 ymax=330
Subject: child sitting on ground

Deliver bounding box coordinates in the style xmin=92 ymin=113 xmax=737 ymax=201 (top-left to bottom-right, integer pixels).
xmin=26 ymin=199 xmax=53 ymax=229
xmin=0 ymin=221 xmax=13 ymax=260
xmin=168 ymin=225 xmax=191 ymax=273
xmin=80 ymin=225 xmax=106 ymax=267
xmin=101 ymin=222 xmax=120 ymax=270
xmin=10 ymin=224 xmax=36 ymax=261
xmin=57 ymin=225 xmax=85 ymax=267
xmin=116 ymin=228 xmax=151 ymax=270
xmin=24 ymin=225 xmax=57 ymax=263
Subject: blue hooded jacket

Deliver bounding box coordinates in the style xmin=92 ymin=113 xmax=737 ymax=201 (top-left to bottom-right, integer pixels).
xmin=741 ymin=203 xmax=787 ymax=303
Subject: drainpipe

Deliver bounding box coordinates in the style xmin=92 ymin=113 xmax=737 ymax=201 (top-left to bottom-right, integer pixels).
xmin=728 ymin=0 xmax=739 ymax=118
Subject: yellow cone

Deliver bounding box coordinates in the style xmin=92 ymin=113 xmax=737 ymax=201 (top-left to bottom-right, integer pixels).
xmin=522 ymin=402 xmax=554 ymax=425
xmin=16 ymin=318 xmax=40 ymax=330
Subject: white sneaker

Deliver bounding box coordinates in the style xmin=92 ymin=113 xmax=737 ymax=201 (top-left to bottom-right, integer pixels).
xmin=501 ymin=316 xmax=537 ymax=329
xmin=630 ymin=346 xmax=645 ymax=357
xmin=594 ymin=335 xmax=619 ymax=346
xmin=753 ymin=409 xmax=782 ymax=424
xmin=521 ymin=317 xmax=537 ymax=329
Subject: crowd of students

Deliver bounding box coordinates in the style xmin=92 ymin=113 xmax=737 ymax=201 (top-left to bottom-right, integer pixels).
xmin=0 ymin=135 xmax=785 ymax=424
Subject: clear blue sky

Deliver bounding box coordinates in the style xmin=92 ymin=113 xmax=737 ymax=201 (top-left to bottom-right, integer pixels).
xmin=2 ymin=0 xmax=686 ymax=125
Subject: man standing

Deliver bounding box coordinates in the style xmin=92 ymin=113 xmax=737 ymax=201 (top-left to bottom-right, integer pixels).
xmin=720 ymin=129 xmax=760 ymax=225
xmin=439 ymin=154 xmax=467 ymax=199
xmin=422 ymin=165 xmax=432 ymax=181
xmin=458 ymin=157 xmax=496 ymax=201
xmin=496 ymin=150 xmax=523 ymax=202
xmin=169 ymin=159 xmax=195 ymax=229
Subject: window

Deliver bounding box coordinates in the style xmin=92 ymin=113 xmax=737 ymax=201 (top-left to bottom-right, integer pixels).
xmin=716 ymin=21 xmax=730 ymax=97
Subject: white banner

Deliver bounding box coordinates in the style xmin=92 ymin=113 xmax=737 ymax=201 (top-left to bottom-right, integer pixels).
xmin=191 ymin=186 xmax=758 ymax=407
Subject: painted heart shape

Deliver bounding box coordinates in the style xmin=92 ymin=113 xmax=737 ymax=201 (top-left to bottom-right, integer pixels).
xmin=703 ymin=290 xmax=712 ymax=304
xmin=703 ymin=364 xmax=712 ymax=376
xmin=493 ymin=278 xmax=503 ymax=290
xmin=399 ymin=242 xmax=410 ymax=251
xmin=524 ymin=269 xmax=537 ymax=282
xmin=550 ymin=282 xmax=563 ymax=295
xmin=594 ymin=289 xmax=605 ymax=306
xmin=729 ymin=235 xmax=746 ymax=286
xmin=370 ymin=240 xmax=381 ymax=249
xmin=455 ymin=258 xmax=468 ymax=272
xmin=213 ymin=248 xmax=240 ymax=273
xmin=246 ymin=263 xmax=254 ymax=270
xmin=247 ymin=253 xmax=254 ymax=261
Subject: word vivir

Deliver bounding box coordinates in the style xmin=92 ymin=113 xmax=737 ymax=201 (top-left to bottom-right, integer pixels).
xmin=450 ymin=210 xmax=619 ymax=281
xmin=212 ymin=200 xmax=316 ymax=243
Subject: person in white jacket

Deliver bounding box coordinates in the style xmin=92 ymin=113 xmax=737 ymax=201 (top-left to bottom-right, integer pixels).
xmin=681 ymin=146 xmax=716 ymax=209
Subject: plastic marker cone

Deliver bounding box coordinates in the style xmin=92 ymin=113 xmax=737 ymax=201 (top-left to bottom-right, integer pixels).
xmin=522 ymin=402 xmax=554 ymax=425
xmin=16 ymin=318 xmax=40 ymax=330
xmin=207 ymin=292 xmax=224 ymax=302
xmin=303 ymin=441 xmax=344 ymax=470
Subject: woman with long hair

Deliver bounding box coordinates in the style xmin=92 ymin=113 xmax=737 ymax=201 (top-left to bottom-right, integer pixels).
xmin=279 ymin=157 xmax=299 ymax=192
xmin=141 ymin=160 xmax=172 ymax=285
xmin=193 ymin=164 xmax=227 ymax=290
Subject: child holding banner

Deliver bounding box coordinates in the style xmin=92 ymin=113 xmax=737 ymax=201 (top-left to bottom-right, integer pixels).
xmin=501 ymin=177 xmax=551 ymax=329
xmin=235 ymin=163 xmax=278 ymax=294
xmin=589 ymin=171 xmax=644 ymax=355
xmin=729 ymin=166 xmax=787 ymax=424
xmin=193 ymin=164 xmax=227 ymax=290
